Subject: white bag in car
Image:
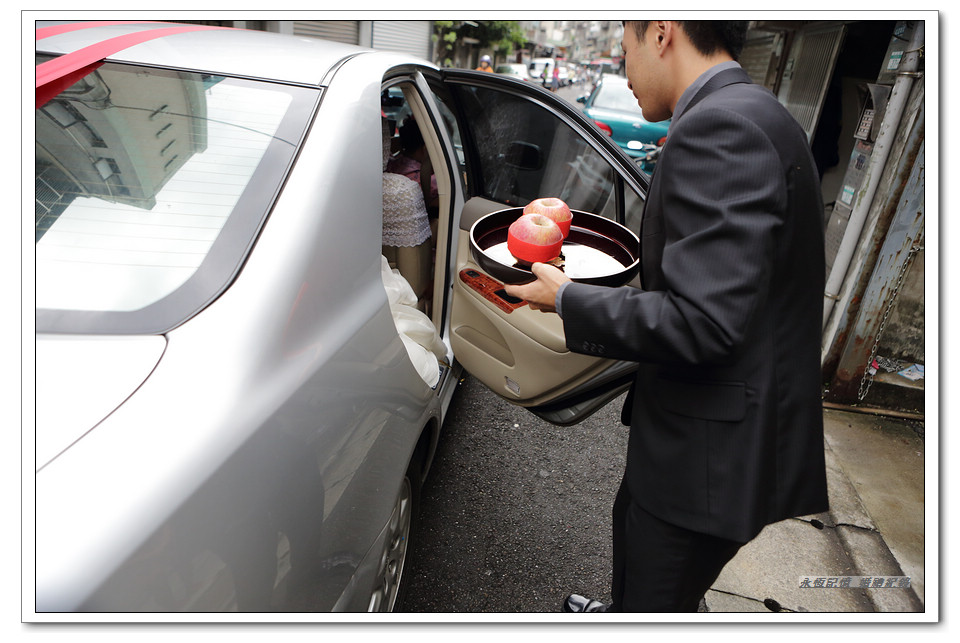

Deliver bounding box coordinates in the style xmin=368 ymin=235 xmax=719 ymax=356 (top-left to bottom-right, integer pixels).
xmin=381 ymin=256 xmax=447 ymax=387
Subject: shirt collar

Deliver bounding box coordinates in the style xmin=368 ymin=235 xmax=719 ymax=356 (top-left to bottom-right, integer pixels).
xmin=672 ymin=60 xmax=742 ymax=122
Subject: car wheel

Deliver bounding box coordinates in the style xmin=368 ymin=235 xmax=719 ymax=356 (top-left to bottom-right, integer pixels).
xmin=368 ymin=459 xmax=421 ymax=612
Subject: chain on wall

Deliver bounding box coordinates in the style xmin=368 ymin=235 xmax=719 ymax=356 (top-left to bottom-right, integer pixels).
xmin=858 ymin=241 xmax=924 ymax=401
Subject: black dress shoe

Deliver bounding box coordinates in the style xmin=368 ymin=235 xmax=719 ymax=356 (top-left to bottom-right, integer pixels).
xmin=563 ymin=594 xmax=610 ymax=613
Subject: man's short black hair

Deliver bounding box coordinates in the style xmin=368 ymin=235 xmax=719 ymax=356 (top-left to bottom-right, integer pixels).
xmin=626 ymin=20 xmax=749 ymax=62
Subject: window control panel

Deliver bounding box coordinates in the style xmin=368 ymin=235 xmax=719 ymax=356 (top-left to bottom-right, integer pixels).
xmin=459 ymin=269 xmax=527 ymax=314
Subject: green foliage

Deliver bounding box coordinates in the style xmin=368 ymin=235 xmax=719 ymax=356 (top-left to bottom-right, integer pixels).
xmin=477 ymin=20 xmax=526 ymax=54
xmin=432 ymin=20 xmax=458 ymax=67
xmin=432 ymin=20 xmax=527 ymax=65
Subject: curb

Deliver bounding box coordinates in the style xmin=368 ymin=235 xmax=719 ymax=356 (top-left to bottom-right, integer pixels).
xmin=824 ymin=445 xmax=925 ymax=612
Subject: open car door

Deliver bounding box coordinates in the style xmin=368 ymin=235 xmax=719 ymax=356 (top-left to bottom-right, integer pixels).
xmin=423 ymin=70 xmax=652 ymax=425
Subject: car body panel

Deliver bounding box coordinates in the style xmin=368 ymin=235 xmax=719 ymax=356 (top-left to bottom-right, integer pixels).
xmin=32 ymin=22 xmax=648 ymax=615
xmin=35 ymin=335 xmax=166 ymax=469
xmin=35 ymin=21 xmax=366 ymax=87
xmin=34 ymin=28 xmax=454 ymax=613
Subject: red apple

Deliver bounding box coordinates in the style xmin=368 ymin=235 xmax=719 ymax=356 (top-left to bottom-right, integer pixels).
xmin=507 ymin=213 xmax=564 ymax=264
xmin=523 ymin=197 xmax=572 ymax=238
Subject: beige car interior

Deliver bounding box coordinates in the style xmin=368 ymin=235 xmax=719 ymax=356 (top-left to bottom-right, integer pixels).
xmin=382 ymin=78 xmax=617 ymax=407
xmin=380 ymin=116 xmax=433 ymax=314
xmin=382 ymin=82 xmax=452 ymax=323
xmin=451 ymin=197 xmax=618 ymax=407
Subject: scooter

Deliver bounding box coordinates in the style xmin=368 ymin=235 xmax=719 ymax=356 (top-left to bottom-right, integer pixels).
xmin=634 ymin=142 xmax=662 ymax=175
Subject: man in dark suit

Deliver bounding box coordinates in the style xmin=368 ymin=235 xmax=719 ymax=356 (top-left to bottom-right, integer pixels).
xmin=505 ymin=20 xmax=829 ymax=612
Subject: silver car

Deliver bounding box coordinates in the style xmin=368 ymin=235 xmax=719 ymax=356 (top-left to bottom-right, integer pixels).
xmin=33 ymin=21 xmax=650 ymax=614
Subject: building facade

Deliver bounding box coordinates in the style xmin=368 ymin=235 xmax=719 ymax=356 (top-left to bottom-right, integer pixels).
xmin=180 ymin=19 xmax=434 ymax=60
xmin=743 ymin=19 xmax=926 ymax=413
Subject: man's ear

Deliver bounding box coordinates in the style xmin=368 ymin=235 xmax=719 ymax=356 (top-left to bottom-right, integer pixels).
xmin=658 ymin=21 xmax=675 ymax=53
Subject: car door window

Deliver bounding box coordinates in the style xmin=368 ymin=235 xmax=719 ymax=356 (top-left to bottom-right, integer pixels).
xmin=424 ymin=89 xmax=468 ymax=194
xmin=448 ymin=84 xmax=625 ymax=220
xmin=623 ymin=180 xmax=644 ymax=232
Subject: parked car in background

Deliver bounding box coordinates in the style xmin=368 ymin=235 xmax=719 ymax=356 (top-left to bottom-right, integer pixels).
xmin=578 ymin=74 xmax=670 ymax=171
xmin=589 ymin=58 xmax=618 ymax=76
xmin=33 ymin=21 xmax=652 ymax=616
xmin=495 ymin=63 xmax=531 ymax=81
xmin=528 ymin=56 xmax=553 ymax=82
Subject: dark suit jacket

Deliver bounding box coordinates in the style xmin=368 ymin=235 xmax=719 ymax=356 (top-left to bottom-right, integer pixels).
xmin=561 ymin=66 xmax=829 ymax=542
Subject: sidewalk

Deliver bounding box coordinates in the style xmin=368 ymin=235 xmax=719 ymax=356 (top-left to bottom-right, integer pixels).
xmin=704 ymin=407 xmax=926 ymax=613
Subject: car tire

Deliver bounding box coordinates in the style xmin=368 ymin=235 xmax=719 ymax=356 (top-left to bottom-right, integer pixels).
xmin=368 ymin=456 xmax=422 ymax=612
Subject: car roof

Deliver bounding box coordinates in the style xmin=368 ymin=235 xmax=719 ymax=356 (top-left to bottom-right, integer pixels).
xmin=35 ymin=21 xmax=379 ymax=87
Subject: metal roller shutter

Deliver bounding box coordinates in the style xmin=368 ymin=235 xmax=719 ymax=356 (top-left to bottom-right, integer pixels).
xmin=778 ymin=23 xmax=846 ymax=142
xmin=740 ymin=34 xmax=778 ymax=91
xmin=293 ymin=20 xmax=359 ymax=45
xmin=371 ymin=21 xmax=432 ymax=60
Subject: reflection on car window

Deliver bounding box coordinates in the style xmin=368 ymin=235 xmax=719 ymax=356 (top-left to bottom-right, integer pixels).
xmin=35 ymin=61 xmax=315 ymax=331
xmin=426 ymin=88 xmax=467 ymax=193
xmin=451 ymin=85 xmax=619 ymax=218
xmin=381 ymin=87 xmax=412 ymax=129
xmin=623 ymin=182 xmax=644 ymax=233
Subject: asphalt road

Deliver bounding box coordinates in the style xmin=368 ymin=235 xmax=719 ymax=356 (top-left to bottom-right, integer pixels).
xmin=398 ymin=373 xmax=629 ymax=614
xmin=551 ymin=79 xmax=593 ymax=105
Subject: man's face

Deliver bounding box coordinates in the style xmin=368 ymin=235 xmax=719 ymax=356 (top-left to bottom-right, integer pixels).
xmin=622 ymin=22 xmax=670 ymax=122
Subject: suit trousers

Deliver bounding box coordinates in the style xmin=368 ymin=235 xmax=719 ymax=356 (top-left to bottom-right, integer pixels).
xmin=611 ymin=475 xmax=745 ymax=612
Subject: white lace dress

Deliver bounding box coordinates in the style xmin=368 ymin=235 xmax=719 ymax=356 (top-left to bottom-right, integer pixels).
xmin=382 ymin=125 xmax=431 ymax=247
xmin=382 ymin=173 xmax=431 ymax=247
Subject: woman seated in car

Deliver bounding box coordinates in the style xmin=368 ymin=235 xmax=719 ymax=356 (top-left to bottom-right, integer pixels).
xmin=382 ymin=118 xmax=433 ymax=310
xmin=387 ymin=117 xmax=439 ymax=218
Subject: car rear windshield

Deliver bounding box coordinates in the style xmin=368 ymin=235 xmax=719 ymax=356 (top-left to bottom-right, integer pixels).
xmin=593 ymin=81 xmax=642 ymax=113
xmin=35 ymin=58 xmax=318 ymax=334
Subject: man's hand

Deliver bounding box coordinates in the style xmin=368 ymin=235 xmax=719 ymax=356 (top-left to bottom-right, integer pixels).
xmin=504 ymin=262 xmax=571 ymax=313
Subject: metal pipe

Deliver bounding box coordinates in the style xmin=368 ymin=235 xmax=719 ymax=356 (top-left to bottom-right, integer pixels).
xmin=822 ymin=401 xmax=924 ymax=423
xmin=821 ymin=22 xmax=925 ymax=333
